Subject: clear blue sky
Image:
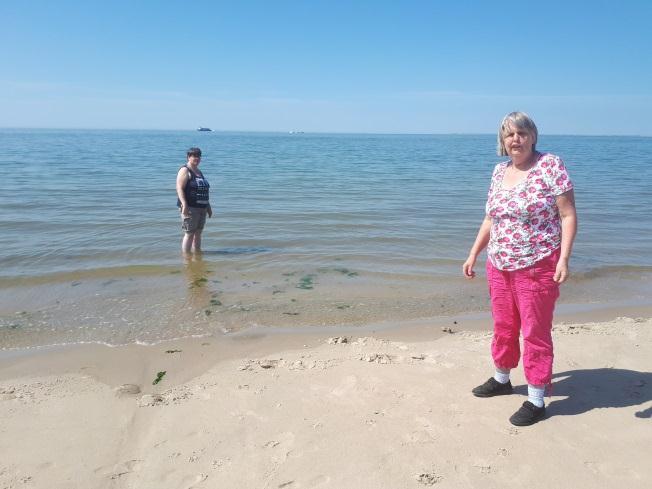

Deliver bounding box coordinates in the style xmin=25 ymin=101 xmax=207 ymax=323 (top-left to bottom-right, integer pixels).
xmin=2 ymin=1 xmax=651 ymax=135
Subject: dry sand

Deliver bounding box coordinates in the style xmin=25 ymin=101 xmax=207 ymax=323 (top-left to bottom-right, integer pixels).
xmin=0 ymin=314 xmax=650 ymax=489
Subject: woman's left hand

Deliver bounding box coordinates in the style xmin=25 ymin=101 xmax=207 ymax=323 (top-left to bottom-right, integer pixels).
xmin=207 ymin=206 xmax=213 ymax=218
xmin=553 ymin=258 xmax=570 ymax=283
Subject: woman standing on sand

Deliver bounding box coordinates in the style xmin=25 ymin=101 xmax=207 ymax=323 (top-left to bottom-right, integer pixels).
xmin=462 ymin=112 xmax=577 ymax=426
xmin=176 ymin=147 xmax=212 ymax=253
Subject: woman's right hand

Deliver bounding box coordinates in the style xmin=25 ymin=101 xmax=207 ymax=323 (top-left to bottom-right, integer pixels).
xmin=181 ymin=204 xmax=190 ymax=217
xmin=463 ymin=217 xmax=491 ymax=279
xmin=462 ymin=255 xmax=477 ymax=279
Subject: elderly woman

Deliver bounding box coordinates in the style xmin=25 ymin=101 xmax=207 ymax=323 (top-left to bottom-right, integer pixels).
xmin=462 ymin=112 xmax=577 ymax=426
xmin=176 ymin=147 xmax=212 ymax=253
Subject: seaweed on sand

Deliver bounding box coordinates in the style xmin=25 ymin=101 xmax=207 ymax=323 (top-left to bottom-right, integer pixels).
xmin=152 ymin=371 xmax=167 ymax=385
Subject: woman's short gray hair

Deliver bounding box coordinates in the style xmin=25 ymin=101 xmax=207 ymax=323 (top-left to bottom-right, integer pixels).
xmin=497 ymin=111 xmax=538 ymax=156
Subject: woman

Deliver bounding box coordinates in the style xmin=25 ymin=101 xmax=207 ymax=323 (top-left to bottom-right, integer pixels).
xmin=176 ymin=147 xmax=212 ymax=253
xmin=463 ymin=112 xmax=577 ymax=426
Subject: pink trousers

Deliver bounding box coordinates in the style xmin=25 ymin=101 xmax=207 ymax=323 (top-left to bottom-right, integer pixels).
xmin=486 ymin=249 xmax=560 ymax=386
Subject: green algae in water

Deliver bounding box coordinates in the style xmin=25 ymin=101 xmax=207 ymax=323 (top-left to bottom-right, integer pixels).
xmin=165 ymin=349 xmax=182 ymax=354
xmin=152 ymin=371 xmax=166 ymax=385
xmin=205 ymin=309 xmax=212 ymax=316
xmin=210 ymin=299 xmax=222 ymax=306
xmin=190 ymin=277 xmax=208 ymax=288
xmin=296 ymin=275 xmax=315 ymax=290
xmin=333 ymin=267 xmax=358 ymax=277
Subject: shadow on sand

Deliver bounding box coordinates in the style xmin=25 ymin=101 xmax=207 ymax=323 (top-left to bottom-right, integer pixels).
xmin=520 ymin=368 xmax=652 ymax=419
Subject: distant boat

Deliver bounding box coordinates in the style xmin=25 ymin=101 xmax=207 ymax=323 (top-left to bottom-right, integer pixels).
xmin=197 ymin=127 xmax=213 ymax=132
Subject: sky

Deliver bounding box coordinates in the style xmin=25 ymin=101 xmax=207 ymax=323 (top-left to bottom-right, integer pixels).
xmin=1 ymin=1 xmax=651 ymax=135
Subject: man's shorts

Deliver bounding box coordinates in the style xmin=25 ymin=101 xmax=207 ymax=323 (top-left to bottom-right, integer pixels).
xmin=181 ymin=207 xmax=207 ymax=233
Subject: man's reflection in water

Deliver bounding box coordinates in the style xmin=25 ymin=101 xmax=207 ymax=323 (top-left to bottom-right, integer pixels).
xmin=183 ymin=252 xmax=212 ymax=311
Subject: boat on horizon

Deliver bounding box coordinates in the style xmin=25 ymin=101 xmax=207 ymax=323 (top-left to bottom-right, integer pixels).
xmin=197 ymin=127 xmax=213 ymax=132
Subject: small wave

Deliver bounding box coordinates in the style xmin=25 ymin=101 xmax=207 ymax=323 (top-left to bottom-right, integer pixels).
xmin=0 ymin=264 xmax=181 ymax=288
xmin=572 ymin=265 xmax=652 ymax=281
xmin=0 ymin=333 xmax=213 ymax=353
xmin=202 ymin=247 xmax=272 ymax=255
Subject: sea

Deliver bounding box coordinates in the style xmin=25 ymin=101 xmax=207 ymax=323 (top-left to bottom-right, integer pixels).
xmin=1 ymin=129 xmax=651 ymax=349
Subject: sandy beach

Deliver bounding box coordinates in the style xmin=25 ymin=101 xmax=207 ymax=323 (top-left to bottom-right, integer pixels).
xmin=4 ymin=1 xmax=652 ymax=486
xmin=1 ymin=308 xmax=650 ymax=489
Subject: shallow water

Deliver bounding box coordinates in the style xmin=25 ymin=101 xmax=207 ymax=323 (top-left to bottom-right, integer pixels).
xmin=1 ymin=130 xmax=651 ymax=348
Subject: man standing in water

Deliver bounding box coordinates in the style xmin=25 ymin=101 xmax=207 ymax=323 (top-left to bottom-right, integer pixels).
xmin=176 ymin=147 xmax=212 ymax=253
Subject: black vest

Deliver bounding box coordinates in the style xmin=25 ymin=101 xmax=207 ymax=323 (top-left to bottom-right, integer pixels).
xmin=178 ymin=165 xmax=210 ymax=208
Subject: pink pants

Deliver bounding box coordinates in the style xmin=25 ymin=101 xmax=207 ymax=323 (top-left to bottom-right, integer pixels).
xmin=486 ymin=249 xmax=560 ymax=386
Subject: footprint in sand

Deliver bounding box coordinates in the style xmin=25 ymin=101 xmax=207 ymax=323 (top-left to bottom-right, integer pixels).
xmin=360 ymin=353 xmax=394 ymax=364
xmin=138 ymin=394 xmax=165 ymax=407
xmin=263 ymin=432 xmax=295 ymax=452
xmin=115 ymin=384 xmax=141 ymax=398
xmin=415 ymin=472 xmax=443 ymax=485
xmin=95 ymin=459 xmax=142 ymax=480
xmin=211 ymin=458 xmax=231 ymax=470
xmin=306 ymin=475 xmax=331 ymax=486
xmin=188 ymin=449 xmax=204 ymax=463
xmin=183 ymin=473 xmax=208 ymax=488
xmin=327 ymin=336 xmax=349 ymax=345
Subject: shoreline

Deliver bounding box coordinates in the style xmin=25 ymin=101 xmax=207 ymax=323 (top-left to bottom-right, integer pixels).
xmin=3 ymin=229 xmax=652 ymax=350
xmin=3 ymin=260 xmax=652 ymax=350
xmin=2 ymin=301 xmax=651 ymax=388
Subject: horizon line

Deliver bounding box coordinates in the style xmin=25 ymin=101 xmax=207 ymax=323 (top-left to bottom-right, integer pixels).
xmin=0 ymin=126 xmax=650 ymax=138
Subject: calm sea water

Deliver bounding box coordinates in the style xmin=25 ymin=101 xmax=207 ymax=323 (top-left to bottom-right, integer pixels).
xmin=1 ymin=130 xmax=651 ymax=348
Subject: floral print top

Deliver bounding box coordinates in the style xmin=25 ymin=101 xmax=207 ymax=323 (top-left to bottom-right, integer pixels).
xmin=486 ymin=153 xmax=573 ymax=271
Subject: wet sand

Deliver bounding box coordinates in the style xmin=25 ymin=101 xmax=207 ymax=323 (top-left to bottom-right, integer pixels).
xmin=3 ymin=257 xmax=652 ymax=350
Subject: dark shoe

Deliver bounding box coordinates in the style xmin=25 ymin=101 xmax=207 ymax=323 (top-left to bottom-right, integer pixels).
xmin=471 ymin=377 xmax=513 ymax=397
xmin=509 ymin=401 xmax=546 ymax=426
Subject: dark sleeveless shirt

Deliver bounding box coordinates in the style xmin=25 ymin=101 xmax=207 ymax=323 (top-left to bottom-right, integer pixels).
xmin=177 ymin=165 xmax=210 ymax=208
